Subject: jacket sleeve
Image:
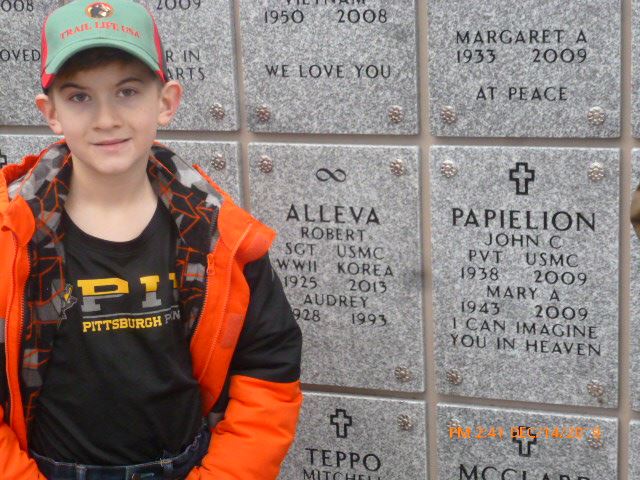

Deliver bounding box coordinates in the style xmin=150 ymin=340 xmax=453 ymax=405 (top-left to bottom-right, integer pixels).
xmin=0 ymin=406 xmax=46 ymax=479
xmin=187 ymin=253 xmax=303 ymax=480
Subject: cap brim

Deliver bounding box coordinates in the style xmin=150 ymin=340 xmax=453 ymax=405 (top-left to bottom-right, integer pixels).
xmin=43 ymin=38 xmax=162 ymax=88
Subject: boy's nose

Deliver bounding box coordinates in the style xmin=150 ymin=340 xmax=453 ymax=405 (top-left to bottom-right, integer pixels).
xmin=94 ymin=100 xmax=122 ymax=129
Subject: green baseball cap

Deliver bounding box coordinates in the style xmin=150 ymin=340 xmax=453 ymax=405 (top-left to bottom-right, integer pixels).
xmin=41 ymin=0 xmax=168 ymax=90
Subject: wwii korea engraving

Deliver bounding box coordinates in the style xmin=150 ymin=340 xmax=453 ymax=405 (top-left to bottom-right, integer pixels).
xmin=428 ymin=0 xmax=620 ymax=137
xmin=0 ymin=0 xmax=52 ymax=126
xmin=278 ymin=392 xmax=427 ymax=480
xmin=438 ymin=404 xmax=617 ymax=480
xmin=0 ymin=135 xmax=63 ymax=165
xmin=630 ymin=151 xmax=640 ymax=410
xmin=249 ymin=143 xmax=423 ymax=391
xmin=136 ymin=0 xmax=239 ymax=131
xmin=631 ymin=422 xmax=640 ymax=479
xmin=431 ymin=147 xmax=619 ymax=407
xmin=155 ymin=140 xmax=242 ymax=204
xmin=239 ymin=0 xmax=418 ymax=134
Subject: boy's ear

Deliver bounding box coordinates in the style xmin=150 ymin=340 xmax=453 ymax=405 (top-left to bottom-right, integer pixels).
xmin=157 ymin=80 xmax=183 ymax=126
xmin=35 ymin=93 xmax=64 ymax=135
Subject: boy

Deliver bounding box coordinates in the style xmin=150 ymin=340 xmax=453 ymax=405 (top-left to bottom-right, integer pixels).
xmin=0 ymin=0 xmax=302 ymax=478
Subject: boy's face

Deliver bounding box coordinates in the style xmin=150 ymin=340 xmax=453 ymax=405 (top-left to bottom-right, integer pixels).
xmin=35 ymin=60 xmax=181 ymax=178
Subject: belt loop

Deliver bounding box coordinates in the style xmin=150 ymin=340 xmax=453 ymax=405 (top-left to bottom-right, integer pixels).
xmin=76 ymin=465 xmax=86 ymax=480
xmin=161 ymin=458 xmax=173 ymax=479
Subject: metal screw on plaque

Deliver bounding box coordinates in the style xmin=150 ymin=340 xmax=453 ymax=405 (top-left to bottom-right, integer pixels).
xmin=208 ymin=103 xmax=226 ymax=121
xmin=586 ymin=429 xmax=604 ymax=449
xmin=256 ymin=105 xmax=272 ymax=123
xmin=440 ymin=160 xmax=458 ymax=178
xmin=390 ymin=159 xmax=406 ymax=176
xmin=587 ymin=162 xmax=605 ymax=182
xmin=388 ymin=105 xmax=405 ymax=124
xmin=397 ymin=414 xmax=413 ymax=431
xmin=210 ymin=154 xmax=226 ymax=171
xmin=258 ymin=155 xmax=273 ymax=174
xmin=587 ymin=107 xmax=606 ymax=126
xmin=394 ymin=366 xmax=412 ymax=382
xmin=447 ymin=418 xmax=462 ymax=431
xmin=587 ymin=380 xmax=605 ymax=399
xmin=440 ymin=106 xmax=457 ymax=125
xmin=446 ymin=369 xmax=463 ymax=385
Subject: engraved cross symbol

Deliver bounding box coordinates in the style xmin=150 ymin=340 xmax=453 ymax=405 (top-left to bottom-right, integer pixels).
xmin=512 ymin=427 xmax=537 ymax=457
xmin=509 ymin=162 xmax=535 ymax=195
xmin=329 ymin=409 xmax=353 ymax=439
xmin=0 ymin=149 xmax=6 ymax=168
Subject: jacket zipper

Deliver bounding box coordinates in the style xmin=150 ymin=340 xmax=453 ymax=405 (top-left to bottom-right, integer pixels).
xmin=6 ymin=234 xmax=29 ymax=431
xmin=194 ymin=222 xmax=253 ymax=382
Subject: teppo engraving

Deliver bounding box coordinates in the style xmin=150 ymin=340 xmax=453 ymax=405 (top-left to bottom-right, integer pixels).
xmin=390 ymin=159 xmax=406 ymax=176
xmin=440 ymin=160 xmax=459 ymax=178
xmin=588 ymin=162 xmax=606 ymax=182
xmin=388 ymin=105 xmax=405 ymax=124
xmin=446 ymin=368 xmax=463 ymax=385
xmin=136 ymin=0 xmax=239 ymax=131
xmin=587 ymin=106 xmax=606 ymax=126
xmin=431 ymin=147 xmax=619 ymax=407
xmin=210 ymin=154 xmax=226 ymax=171
xmin=209 ymin=103 xmax=226 ymax=120
xmin=279 ymin=393 xmax=427 ymax=480
xmin=239 ymin=1 xmax=418 ymax=134
xmin=255 ymin=105 xmax=272 ymax=123
xmin=439 ymin=404 xmax=618 ymax=480
xmin=249 ymin=144 xmax=423 ymax=391
xmin=397 ymin=414 xmax=413 ymax=431
xmin=428 ymin=0 xmax=620 ymax=137
xmin=440 ymin=105 xmax=457 ymax=125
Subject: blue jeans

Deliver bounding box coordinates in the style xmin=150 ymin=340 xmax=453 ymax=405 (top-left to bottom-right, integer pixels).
xmin=29 ymin=422 xmax=211 ymax=480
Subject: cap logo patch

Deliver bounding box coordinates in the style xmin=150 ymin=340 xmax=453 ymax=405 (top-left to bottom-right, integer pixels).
xmin=85 ymin=2 xmax=113 ymax=19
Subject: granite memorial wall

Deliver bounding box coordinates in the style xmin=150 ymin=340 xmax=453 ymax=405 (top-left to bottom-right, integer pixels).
xmin=2 ymin=0 xmax=639 ymax=479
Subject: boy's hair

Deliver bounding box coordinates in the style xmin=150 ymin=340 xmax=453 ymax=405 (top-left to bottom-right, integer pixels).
xmin=43 ymin=46 xmax=164 ymax=96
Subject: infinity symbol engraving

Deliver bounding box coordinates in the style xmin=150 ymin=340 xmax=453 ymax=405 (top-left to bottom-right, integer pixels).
xmin=315 ymin=168 xmax=347 ymax=183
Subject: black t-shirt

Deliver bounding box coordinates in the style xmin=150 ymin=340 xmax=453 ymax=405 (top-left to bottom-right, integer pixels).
xmin=30 ymin=197 xmax=203 ymax=465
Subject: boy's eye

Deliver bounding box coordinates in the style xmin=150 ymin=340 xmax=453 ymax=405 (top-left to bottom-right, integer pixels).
xmin=120 ymin=88 xmax=138 ymax=97
xmin=69 ymin=93 xmax=89 ymax=102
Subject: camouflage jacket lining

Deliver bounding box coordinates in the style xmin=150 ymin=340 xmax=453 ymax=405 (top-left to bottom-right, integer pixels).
xmin=6 ymin=141 xmax=223 ymax=430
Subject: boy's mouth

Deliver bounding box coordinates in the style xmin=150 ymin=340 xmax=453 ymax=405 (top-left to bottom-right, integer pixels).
xmin=94 ymin=138 xmax=129 ymax=146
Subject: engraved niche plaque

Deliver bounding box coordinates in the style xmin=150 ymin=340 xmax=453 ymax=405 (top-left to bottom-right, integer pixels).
xmin=249 ymin=143 xmax=423 ymax=391
xmin=279 ymin=392 xmax=427 ymax=480
xmin=240 ymin=0 xmax=418 ymax=134
xmin=428 ymin=0 xmax=621 ymax=137
xmin=438 ymin=404 xmax=617 ymax=480
xmin=136 ymin=0 xmax=239 ymax=131
xmin=431 ymin=146 xmax=619 ymax=407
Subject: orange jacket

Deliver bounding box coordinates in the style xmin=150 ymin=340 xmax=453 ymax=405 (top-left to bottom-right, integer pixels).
xmin=0 ymin=139 xmax=302 ymax=479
